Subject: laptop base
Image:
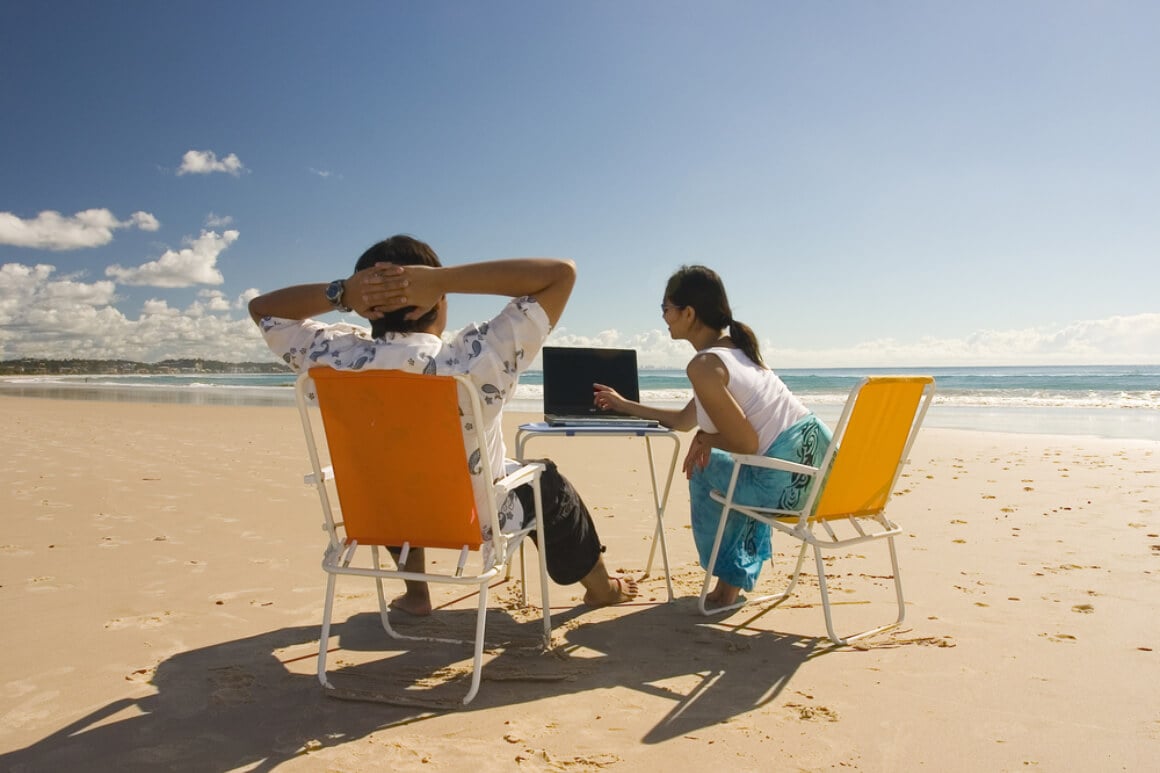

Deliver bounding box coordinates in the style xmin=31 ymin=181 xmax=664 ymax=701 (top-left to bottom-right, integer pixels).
xmin=546 ymin=416 xmax=660 ymax=428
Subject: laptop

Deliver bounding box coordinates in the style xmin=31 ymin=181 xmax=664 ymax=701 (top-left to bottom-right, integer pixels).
xmin=541 ymin=346 xmax=660 ymax=428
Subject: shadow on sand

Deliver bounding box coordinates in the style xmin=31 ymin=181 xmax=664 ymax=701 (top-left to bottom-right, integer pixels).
xmin=0 ymin=591 xmax=834 ymax=772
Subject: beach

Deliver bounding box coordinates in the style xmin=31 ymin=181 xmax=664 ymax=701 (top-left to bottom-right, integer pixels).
xmin=1 ymin=394 xmax=1158 ymax=772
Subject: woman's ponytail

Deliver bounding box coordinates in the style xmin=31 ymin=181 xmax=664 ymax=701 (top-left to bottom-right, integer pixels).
xmin=729 ymin=319 xmax=766 ymax=369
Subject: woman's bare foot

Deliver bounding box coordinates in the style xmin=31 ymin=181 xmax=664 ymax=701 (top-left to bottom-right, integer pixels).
xmin=583 ymin=575 xmax=638 ymax=607
xmin=390 ymin=588 xmax=432 ymax=617
xmin=705 ymin=579 xmax=741 ymax=607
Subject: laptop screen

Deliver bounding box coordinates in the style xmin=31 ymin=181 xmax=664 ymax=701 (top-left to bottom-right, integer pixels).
xmin=542 ymin=346 xmax=640 ymax=418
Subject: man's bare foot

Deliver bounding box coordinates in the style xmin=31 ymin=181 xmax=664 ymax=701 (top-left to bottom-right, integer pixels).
xmin=705 ymin=579 xmax=741 ymax=607
xmin=583 ymin=576 xmax=638 ymax=607
xmin=390 ymin=591 xmax=432 ymax=617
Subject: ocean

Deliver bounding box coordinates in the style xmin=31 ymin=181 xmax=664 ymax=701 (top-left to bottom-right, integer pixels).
xmin=3 ymin=364 xmax=1159 ymax=442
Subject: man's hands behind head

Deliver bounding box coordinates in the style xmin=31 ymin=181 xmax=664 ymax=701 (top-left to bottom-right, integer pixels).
xmin=348 ymin=263 xmax=441 ymax=321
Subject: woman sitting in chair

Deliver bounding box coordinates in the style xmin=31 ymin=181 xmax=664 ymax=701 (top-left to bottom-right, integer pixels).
xmin=594 ymin=265 xmax=832 ymax=608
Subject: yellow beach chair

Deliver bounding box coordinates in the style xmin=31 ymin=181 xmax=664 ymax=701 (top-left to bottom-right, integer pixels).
xmin=699 ymin=375 xmax=935 ymax=645
xmin=296 ymin=367 xmax=552 ymax=705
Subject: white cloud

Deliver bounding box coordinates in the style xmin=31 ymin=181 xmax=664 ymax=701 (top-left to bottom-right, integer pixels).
xmin=177 ymin=150 xmax=246 ymax=176
xmin=547 ymin=313 xmax=1160 ymax=370
xmin=0 ymin=209 xmax=160 ymax=251
xmin=105 ymin=230 xmax=238 ymax=288
xmin=141 ymin=299 xmax=179 ymax=317
xmin=235 ymin=287 xmax=260 ymax=309
xmin=196 ymin=289 xmax=232 ymax=312
xmin=308 ymin=167 xmax=335 ymax=178
xmin=205 ymin=212 xmax=234 ymax=228
xmin=0 ymin=262 xmax=269 ymax=361
xmin=3 ymin=259 xmax=1158 ymax=368
xmin=188 ymin=290 xmax=233 ymax=316
xmin=544 ymin=327 xmax=689 ymax=369
xmin=764 ymin=313 xmax=1160 ymax=368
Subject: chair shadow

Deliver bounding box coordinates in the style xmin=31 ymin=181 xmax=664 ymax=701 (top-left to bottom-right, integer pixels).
xmin=0 ymin=622 xmax=402 ymax=773
xmin=0 ymin=597 xmax=831 ymax=771
xmin=528 ymin=598 xmax=830 ymax=744
xmin=331 ymin=595 xmax=832 ymax=744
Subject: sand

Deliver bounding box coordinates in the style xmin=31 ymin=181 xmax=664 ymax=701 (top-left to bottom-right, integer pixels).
xmin=0 ymin=394 xmax=1157 ymax=772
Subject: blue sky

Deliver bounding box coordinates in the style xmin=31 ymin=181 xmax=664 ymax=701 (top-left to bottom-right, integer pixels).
xmin=2 ymin=1 xmax=1158 ymax=368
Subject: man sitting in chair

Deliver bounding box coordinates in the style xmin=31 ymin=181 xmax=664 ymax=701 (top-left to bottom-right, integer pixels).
xmin=248 ymin=234 xmax=637 ymax=615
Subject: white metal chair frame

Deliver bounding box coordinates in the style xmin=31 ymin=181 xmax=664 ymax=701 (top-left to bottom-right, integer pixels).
xmin=296 ymin=369 xmax=553 ymax=705
xmin=698 ymin=376 xmax=935 ymax=645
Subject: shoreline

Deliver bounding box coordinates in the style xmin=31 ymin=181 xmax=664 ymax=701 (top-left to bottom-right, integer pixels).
xmin=3 ymin=384 xmax=1160 ymax=442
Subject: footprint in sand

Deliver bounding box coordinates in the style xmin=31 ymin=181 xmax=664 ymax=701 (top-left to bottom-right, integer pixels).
xmin=786 ymin=701 xmax=840 ymax=722
xmin=105 ymin=611 xmax=177 ymax=630
xmin=27 ymin=576 xmax=70 ymax=592
xmin=125 ymin=666 xmax=156 ymax=683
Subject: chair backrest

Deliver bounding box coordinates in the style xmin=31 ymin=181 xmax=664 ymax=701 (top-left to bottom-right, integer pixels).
xmin=812 ymin=376 xmax=935 ymax=520
xmin=302 ymin=368 xmax=487 ymax=550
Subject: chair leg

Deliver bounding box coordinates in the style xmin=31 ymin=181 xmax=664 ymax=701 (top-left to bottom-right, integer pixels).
xmin=463 ymin=582 xmax=490 ymax=705
xmin=698 ymin=513 xmax=807 ymax=616
xmin=519 ymin=538 xmax=528 ymax=603
xmin=697 ymin=509 xmax=734 ymax=615
xmin=535 ymin=544 xmax=552 ymax=648
xmin=317 ymin=573 xmax=338 ymax=689
xmin=370 ymin=546 xmax=398 ymax=639
xmin=531 ymin=478 xmax=552 ymax=648
xmin=887 ymin=534 xmax=906 ymax=626
xmin=516 ymin=542 xmax=528 ymax=606
xmin=815 ymin=536 xmax=906 ymax=646
xmin=814 ymin=544 xmax=844 ymax=645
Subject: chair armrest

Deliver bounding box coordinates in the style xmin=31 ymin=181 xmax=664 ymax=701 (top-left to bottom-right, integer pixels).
xmin=494 ymin=461 xmax=545 ymax=496
xmin=304 ymin=465 xmax=334 ymax=485
xmin=729 ymin=453 xmax=819 ymax=477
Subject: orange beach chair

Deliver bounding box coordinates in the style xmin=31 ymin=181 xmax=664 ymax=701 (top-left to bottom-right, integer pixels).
xmin=296 ymin=367 xmax=552 ymax=704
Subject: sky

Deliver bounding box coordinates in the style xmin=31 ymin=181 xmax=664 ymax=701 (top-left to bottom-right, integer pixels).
xmin=2 ymin=1 xmax=1158 ymax=369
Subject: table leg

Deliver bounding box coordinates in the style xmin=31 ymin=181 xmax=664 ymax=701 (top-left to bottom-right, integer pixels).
xmin=642 ymin=434 xmax=680 ymax=601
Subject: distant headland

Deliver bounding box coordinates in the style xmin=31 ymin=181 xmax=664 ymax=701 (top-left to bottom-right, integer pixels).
xmin=0 ymin=358 xmax=291 ymax=376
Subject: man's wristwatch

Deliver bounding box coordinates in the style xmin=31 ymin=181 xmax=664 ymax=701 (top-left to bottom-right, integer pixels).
xmin=324 ymin=279 xmax=351 ymax=312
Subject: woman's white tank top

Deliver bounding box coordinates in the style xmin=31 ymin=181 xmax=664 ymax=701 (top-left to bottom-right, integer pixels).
xmin=692 ymin=346 xmax=809 ymax=454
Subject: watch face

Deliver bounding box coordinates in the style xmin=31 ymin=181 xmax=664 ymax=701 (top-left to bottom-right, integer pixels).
xmin=326 ymin=279 xmax=345 ymax=306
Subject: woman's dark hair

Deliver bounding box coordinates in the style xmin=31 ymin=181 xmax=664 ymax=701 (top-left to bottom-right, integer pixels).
xmin=354 ymin=235 xmax=442 ymax=338
xmin=665 ymin=264 xmax=766 ymax=368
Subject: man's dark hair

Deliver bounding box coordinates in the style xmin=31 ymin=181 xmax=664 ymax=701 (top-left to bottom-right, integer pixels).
xmin=355 ymin=235 xmax=443 ymax=338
